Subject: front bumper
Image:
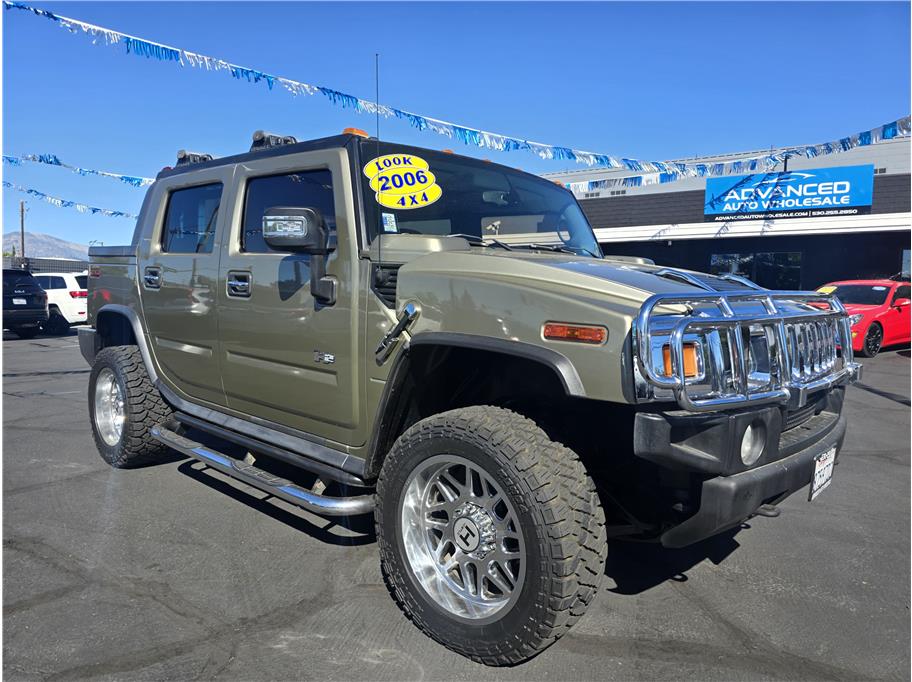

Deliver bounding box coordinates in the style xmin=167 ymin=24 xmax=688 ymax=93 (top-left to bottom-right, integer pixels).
xmin=659 ymin=411 xmax=846 ymax=548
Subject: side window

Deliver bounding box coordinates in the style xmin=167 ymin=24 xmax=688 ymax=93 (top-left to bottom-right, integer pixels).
xmin=242 ymin=170 xmax=335 ymax=253
xmin=893 ymin=285 xmax=910 ymax=302
xmin=35 ymin=276 xmax=65 ymax=289
xmin=161 ymin=183 xmax=223 ymax=254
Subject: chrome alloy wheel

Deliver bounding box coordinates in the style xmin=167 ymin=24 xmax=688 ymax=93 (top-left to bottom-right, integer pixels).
xmin=400 ymin=454 xmax=526 ymax=621
xmin=93 ymin=367 xmax=125 ymax=447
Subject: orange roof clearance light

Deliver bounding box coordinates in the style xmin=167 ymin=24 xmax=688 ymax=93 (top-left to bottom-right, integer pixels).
xmin=442 ymin=149 xmax=454 ymax=154
xmin=543 ymin=323 xmax=608 ymax=345
xmin=343 ymin=127 xmax=369 ymax=138
xmin=662 ymin=343 xmax=699 ymax=378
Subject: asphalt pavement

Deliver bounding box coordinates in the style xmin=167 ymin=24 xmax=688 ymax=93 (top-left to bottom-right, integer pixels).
xmin=3 ymin=330 xmax=910 ymax=681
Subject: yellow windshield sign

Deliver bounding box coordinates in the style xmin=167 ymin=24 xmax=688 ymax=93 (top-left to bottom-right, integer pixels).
xmin=816 ymin=285 xmax=837 ymax=294
xmin=363 ymin=154 xmax=442 ymax=210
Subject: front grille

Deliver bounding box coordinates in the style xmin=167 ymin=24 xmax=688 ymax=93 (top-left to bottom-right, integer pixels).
xmin=784 ymin=319 xmax=839 ymax=382
xmin=634 ymin=290 xmax=861 ymax=411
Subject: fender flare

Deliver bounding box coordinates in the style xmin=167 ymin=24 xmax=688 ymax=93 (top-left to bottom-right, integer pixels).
xmin=409 ymin=332 xmax=586 ymax=397
xmin=91 ymin=304 xmax=159 ymax=384
xmin=364 ymin=331 xmax=586 ymax=478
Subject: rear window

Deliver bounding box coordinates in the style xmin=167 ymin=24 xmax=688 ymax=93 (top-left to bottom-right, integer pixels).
xmin=75 ymin=275 xmax=88 ymax=290
xmin=3 ymin=270 xmax=38 ymax=290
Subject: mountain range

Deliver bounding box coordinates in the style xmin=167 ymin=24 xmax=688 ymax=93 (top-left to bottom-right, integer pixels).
xmin=3 ymin=232 xmax=89 ymax=261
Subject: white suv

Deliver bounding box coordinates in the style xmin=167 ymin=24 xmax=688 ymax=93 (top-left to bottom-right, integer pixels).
xmin=33 ymin=272 xmax=88 ymax=335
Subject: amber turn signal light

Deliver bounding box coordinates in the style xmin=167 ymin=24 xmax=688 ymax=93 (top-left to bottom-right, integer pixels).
xmin=662 ymin=343 xmax=699 ymax=378
xmin=342 ymin=127 xmax=369 ymax=138
xmin=543 ymin=323 xmax=607 ymax=345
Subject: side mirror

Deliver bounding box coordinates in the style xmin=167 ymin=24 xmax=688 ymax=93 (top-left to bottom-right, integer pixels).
xmin=894 ymin=298 xmax=911 ymax=308
xmin=262 ymin=206 xmax=335 ymax=305
xmin=262 ymin=207 xmax=330 ymax=254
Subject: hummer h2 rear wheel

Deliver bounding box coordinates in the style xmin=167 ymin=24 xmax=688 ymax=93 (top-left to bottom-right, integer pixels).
xmin=89 ymin=345 xmax=173 ymax=468
xmin=375 ymin=406 xmax=607 ymax=665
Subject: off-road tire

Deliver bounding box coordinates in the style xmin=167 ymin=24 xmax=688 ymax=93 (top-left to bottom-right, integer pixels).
xmin=376 ymin=406 xmax=607 ymax=665
xmin=858 ymin=322 xmax=883 ymax=358
xmin=89 ymin=345 xmax=172 ymax=468
xmin=44 ymin=311 xmax=69 ymax=336
xmin=11 ymin=326 xmax=39 ymax=339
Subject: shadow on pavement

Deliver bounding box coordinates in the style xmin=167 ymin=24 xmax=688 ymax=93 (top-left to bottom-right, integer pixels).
xmin=605 ymin=526 xmax=743 ymax=595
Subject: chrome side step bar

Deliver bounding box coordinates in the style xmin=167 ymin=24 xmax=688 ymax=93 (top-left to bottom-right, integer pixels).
xmin=150 ymin=425 xmax=374 ymax=517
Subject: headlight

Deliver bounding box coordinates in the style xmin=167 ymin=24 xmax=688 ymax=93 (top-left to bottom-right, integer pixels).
xmin=848 ymin=313 xmax=863 ymax=326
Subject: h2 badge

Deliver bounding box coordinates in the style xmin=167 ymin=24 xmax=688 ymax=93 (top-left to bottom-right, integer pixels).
xmin=363 ymin=154 xmax=442 ymax=210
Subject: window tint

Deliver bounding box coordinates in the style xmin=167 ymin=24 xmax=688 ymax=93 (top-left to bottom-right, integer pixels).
xmin=75 ymin=275 xmax=88 ymax=289
xmin=162 ymin=183 xmax=222 ymax=253
xmin=242 ymin=170 xmax=336 ymax=253
xmin=893 ymin=285 xmax=910 ymax=302
xmin=829 ymin=285 xmax=889 ymax=306
xmin=35 ymin=275 xmax=66 ymax=289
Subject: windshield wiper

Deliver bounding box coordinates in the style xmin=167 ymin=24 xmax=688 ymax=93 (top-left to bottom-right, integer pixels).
xmin=446 ymin=233 xmax=514 ymax=251
xmin=511 ymin=243 xmax=597 ymax=257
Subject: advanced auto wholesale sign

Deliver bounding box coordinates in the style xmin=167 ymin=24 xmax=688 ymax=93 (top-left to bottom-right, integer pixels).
xmin=704 ymin=164 xmax=874 ymax=222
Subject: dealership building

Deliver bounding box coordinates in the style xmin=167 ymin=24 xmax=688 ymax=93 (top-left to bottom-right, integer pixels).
xmin=545 ymin=136 xmax=910 ymax=289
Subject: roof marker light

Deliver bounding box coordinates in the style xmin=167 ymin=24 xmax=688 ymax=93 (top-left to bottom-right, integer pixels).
xmin=343 ymin=128 xmax=369 ymax=138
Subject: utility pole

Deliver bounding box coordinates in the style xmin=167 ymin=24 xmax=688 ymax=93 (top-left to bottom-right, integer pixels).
xmin=19 ymin=200 xmax=26 ymax=260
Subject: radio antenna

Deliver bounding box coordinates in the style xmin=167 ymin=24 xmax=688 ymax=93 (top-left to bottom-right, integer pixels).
xmin=375 ymin=52 xmax=384 ymax=270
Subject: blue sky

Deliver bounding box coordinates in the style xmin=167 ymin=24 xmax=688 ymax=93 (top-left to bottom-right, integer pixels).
xmin=3 ymin=1 xmax=909 ymax=246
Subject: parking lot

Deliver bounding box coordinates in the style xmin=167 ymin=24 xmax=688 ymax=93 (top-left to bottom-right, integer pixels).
xmin=2 ymin=331 xmax=909 ymax=681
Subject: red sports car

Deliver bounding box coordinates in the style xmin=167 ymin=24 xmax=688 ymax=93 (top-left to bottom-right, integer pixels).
xmin=817 ymin=279 xmax=911 ymax=357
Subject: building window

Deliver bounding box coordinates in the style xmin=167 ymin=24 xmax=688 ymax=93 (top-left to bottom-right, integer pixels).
xmin=874 ymin=167 xmax=887 ymax=174
xmin=710 ymin=251 xmax=802 ymax=290
xmin=161 ymin=183 xmax=222 ymax=254
xmin=584 ymin=191 xmax=601 ymax=199
xmin=609 ymin=189 xmax=627 ymax=196
xmin=242 ymin=170 xmax=335 ymax=253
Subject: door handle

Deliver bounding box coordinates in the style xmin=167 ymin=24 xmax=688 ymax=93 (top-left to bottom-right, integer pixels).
xmin=143 ymin=267 xmax=162 ymax=289
xmin=226 ymin=272 xmax=251 ymax=298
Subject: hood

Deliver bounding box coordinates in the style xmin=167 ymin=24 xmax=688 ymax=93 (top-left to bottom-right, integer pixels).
xmin=842 ymin=303 xmax=881 ymax=315
xmin=397 ymin=249 xmax=754 ymax=306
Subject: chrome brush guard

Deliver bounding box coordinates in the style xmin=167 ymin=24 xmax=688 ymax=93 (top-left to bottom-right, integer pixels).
xmin=633 ymin=291 xmax=863 ymax=412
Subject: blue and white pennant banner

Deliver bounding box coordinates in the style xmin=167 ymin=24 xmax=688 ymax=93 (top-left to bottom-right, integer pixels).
xmin=5 ymin=1 xmax=909 ymax=181
xmin=2 ymin=181 xmax=137 ymax=218
xmin=2 ymin=153 xmax=153 ymax=187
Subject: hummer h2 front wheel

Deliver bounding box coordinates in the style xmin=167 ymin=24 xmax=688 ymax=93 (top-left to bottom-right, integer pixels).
xmin=89 ymin=346 xmax=173 ymax=468
xmin=375 ymin=406 xmax=607 ymax=665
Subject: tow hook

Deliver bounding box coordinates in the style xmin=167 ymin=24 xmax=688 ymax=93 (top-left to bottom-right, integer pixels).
xmin=375 ymin=302 xmax=419 ymax=365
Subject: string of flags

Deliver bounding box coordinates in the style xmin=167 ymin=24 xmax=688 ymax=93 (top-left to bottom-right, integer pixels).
xmin=2 ymin=153 xmax=153 ymax=187
xmin=4 ymin=0 xmax=909 ymax=182
xmin=2 ymin=181 xmax=137 ymax=218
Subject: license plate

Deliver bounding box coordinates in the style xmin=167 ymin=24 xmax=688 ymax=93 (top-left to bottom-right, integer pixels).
xmin=12 ymin=298 xmax=26 ymax=305
xmin=809 ymin=446 xmax=836 ymax=501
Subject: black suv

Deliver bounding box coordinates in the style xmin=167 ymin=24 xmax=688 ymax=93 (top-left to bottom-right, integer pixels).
xmin=3 ymin=268 xmax=48 ymax=339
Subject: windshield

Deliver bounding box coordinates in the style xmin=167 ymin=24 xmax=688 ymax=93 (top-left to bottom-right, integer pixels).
xmin=358 ymin=141 xmax=601 ymax=258
xmin=825 ymin=284 xmax=890 ymax=306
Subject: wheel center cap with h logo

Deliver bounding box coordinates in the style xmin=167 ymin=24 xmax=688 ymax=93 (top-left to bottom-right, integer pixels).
xmin=452 ymin=503 xmax=496 ymax=559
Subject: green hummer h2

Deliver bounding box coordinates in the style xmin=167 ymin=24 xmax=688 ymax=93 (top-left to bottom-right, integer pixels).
xmin=80 ymin=130 xmax=861 ymax=665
